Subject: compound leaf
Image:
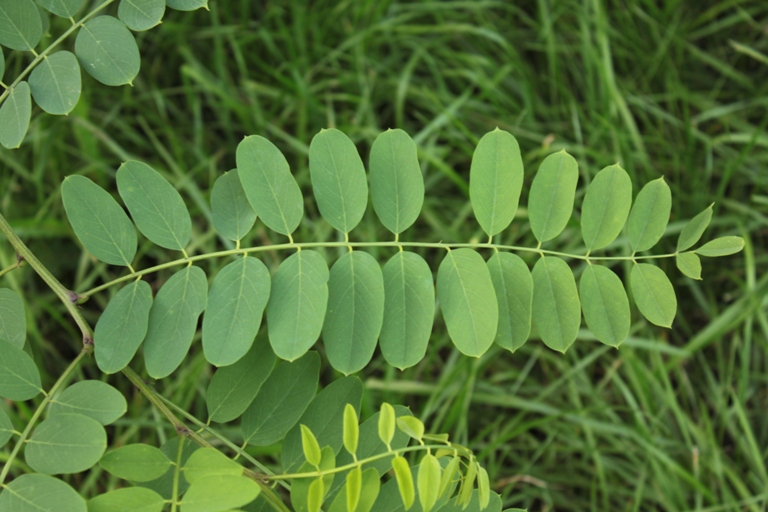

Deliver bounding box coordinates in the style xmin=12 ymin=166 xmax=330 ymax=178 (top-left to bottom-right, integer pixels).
xmin=531 ymin=256 xmax=580 ymax=352
xmin=118 ymin=0 xmax=165 ymax=31
xmin=628 ymin=177 xmax=671 ymax=252
xmin=695 ymin=236 xmax=745 ymax=257
xmin=581 ymin=164 xmax=632 ymax=251
xmin=0 ymin=82 xmax=31 ymax=149
xmin=631 ymin=263 xmax=676 ymax=328
xmin=180 ymin=475 xmax=260 ymax=512
xmin=49 ymin=380 xmax=127 ymax=425
xmin=166 ymin=0 xmax=208 ymax=10
xmin=100 ymin=444 xmax=171 ymax=482
xmin=487 ymin=252 xmax=532 ymax=352
xmin=88 ymin=487 xmax=164 ymax=512
xmin=75 ymin=16 xmax=140 ymax=86
xmin=0 ymin=0 xmax=42 ymax=51
xmin=29 ymin=50 xmax=81 ymax=115
xmin=26 ymin=413 xmax=107 ymax=474
xmin=210 ymin=169 xmax=256 ymax=242
xmin=579 ymin=265 xmax=630 ymax=347
xmin=0 ymin=474 xmax=86 ymax=512
xmin=0 ymin=407 xmax=12 ymax=448
xmin=184 ymin=448 xmax=243 ymax=484
xmin=677 ymin=204 xmax=713 ymax=252
xmin=0 ymin=337 xmax=41 ymax=400
xmin=528 ymin=150 xmax=579 ymax=243
xmin=38 ymin=0 xmax=84 ymax=18
xmin=676 ymin=251 xmax=702 ymax=280
xmin=290 ymin=447 xmax=335 ymax=512
xmin=0 ymin=288 xmax=26 ymax=348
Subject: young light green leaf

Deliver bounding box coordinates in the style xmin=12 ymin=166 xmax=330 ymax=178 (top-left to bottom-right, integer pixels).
xmin=308 ymin=478 xmax=324 ymax=512
xmin=438 ymin=490 xmax=503 ymax=512
xmin=531 ymin=256 xmax=580 ymax=353
xmin=579 ymin=265 xmax=630 ymax=347
xmin=28 ymin=50 xmax=81 ymax=115
xmin=143 ymin=266 xmax=208 ymax=379
xmin=369 ymin=128 xmax=424 ymax=234
xmin=0 ymin=288 xmax=26 ymax=348
xmin=581 ymin=164 xmax=632 ymax=251
xmin=380 ymin=251 xmax=434 ymax=370
xmin=345 ymin=466 xmax=363 ymax=512
xmin=309 ymin=128 xmax=368 ymax=233
xmin=0 ymin=0 xmax=42 ymax=51
xmin=267 ymin=250 xmax=329 ymax=361
xmin=26 ymin=413 xmax=107 ymax=474
xmin=469 ymin=128 xmax=524 ymax=237
xmin=0 ymin=407 xmax=13 ymax=448
xmin=236 ymin=135 xmax=304 ymax=236
xmin=0 ymin=474 xmax=85 ymax=512
xmin=0 ymin=337 xmax=41 ymax=400
xmin=628 ymin=177 xmax=671 ymax=252
xmin=75 ymin=16 xmax=140 ymax=86
xmin=476 ymin=465 xmax=490 ymax=510
xmin=166 ymin=0 xmax=208 ymax=10
xmin=211 ymin=169 xmax=256 ymax=242
xmin=677 ymin=204 xmax=714 ymax=252
xmin=631 ymin=263 xmax=677 ymax=328
xmin=94 ymin=280 xmax=153 ymax=373
xmin=528 ymin=150 xmax=579 ymax=243
xmin=183 ymin=447 xmax=243 ymax=484
xmin=487 ymin=252 xmax=532 ymax=352
xmin=118 ymin=0 xmax=165 ymax=31
xmin=418 ymin=454 xmax=442 ymax=512
xmin=49 ymin=380 xmax=127 ymax=425
xmin=343 ymin=403 xmax=359 ymax=457
xmin=242 ymin=352 xmax=319 ymax=446
xmin=180 ymin=475 xmax=260 ymax=512
xmin=290 ymin=446 xmax=336 ymax=512
xmin=397 ymin=416 xmax=424 ymax=441
xmin=392 ymin=456 xmax=415 ymax=510
xmin=458 ymin=457 xmax=477 ymax=507
xmin=62 ymin=175 xmax=137 ymax=266
xmin=301 ymin=424 xmax=323 ymax=467
xmin=202 ymin=256 xmax=271 ymax=366
xmin=88 ymin=487 xmax=165 ymax=512
xmin=100 ymin=444 xmax=172 ymax=482
xmin=117 ymin=160 xmax=192 ymax=251
xmin=38 ymin=0 xmax=84 ymax=18
xmin=437 ymin=248 xmax=498 ymax=357
xmin=206 ymin=334 xmax=276 ymax=423
xmin=676 ymin=251 xmax=702 ymax=280
xmin=438 ymin=456 xmax=461 ymax=500
xmin=695 ymin=236 xmax=745 ymax=257
xmin=0 ymin=82 xmax=31 ymax=149
xmin=328 ymin=468 xmax=381 ymax=512
xmin=324 ymin=251 xmax=385 ymax=375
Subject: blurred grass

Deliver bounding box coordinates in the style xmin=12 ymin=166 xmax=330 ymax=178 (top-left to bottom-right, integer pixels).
xmin=1 ymin=0 xmax=768 ymax=510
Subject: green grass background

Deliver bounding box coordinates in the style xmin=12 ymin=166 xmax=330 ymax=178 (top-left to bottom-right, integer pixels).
xmin=1 ymin=0 xmax=767 ymax=510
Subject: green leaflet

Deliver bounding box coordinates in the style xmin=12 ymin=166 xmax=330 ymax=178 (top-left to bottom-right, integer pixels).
xmin=301 ymin=424 xmax=323 ymax=467
xmin=206 ymin=334 xmax=276 ymax=423
xmin=469 ymin=128 xmax=524 ymax=237
xmin=392 ymin=456 xmax=415 ymax=510
xmin=379 ymin=403 xmax=395 ymax=448
xmin=0 ymin=288 xmax=26 ymax=348
xmin=118 ymin=0 xmax=165 ymax=31
xmin=143 ymin=266 xmax=208 ymax=379
xmin=0 ymin=82 xmax=31 ymax=149
xmin=236 ymin=135 xmax=304 ymax=236
xmin=676 ymin=251 xmax=702 ymax=280
xmin=628 ymin=177 xmax=671 ymax=252
xmin=309 ymin=128 xmax=368 ymax=233
xmin=28 ymin=50 xmax=81 ymax=115
xmin=0 ymin=474 xmax=86 ymax=512
xmin=323 ymin=251 xmax=385 ymax=375
xmin=0 ymin=407 xmax=12 ymax=448
xmin=117 ymin=160 xmax=192 ymax=251
xmin=138 ymin=437 xmax=196 ymax=499
xmin=0 ymin=0 xmax=42 ymax=51
xmin=0 ymin=337 xmax=41 ymax=400
xmin=343 ymin=403 xmax=359 ymax=457
xmin=695 ymin=236 xmax=745 ymax=257
xmin=346 ymin=467 xmax=363 ymax=512
xmin=0 ymin=47 xmax=4 ymax=80
xmin=581 ymin=164 xmax=632 ymax=251
xmin=380 ymin=251 xmax=434 ymax=370
xmin=487 ymin=252 xmax=532 ymax=352
xmin=477 ymin=466 xmax=490 ymax=510
xmin=531 ymin=256 xmax=580 ymax=352
xmin=181 ymin=475 xmax=261 ymax=512
xmin=677 ymin=204 xmax=713 ymax=252
xmin=100 ymin=444 xmax=172 ymax=482
xmin=211 ymin=169 xmax=257 ymax=242
xmin=88 ymin=488 xmax=165 ymax=512
xmin=62 ymin=175 xmax=138 ymax=266
xmin=26 ymin=413 xmax=107 ymax=475
xmin=49 ymin=380 xmax=127 ymax=425
xmin=267 ymin=250 xmax=329 ymax=361
xmin=579 ymin=265 xmax=630 ymax=347
xmin=75 ymin=16 xmax=140 ymax=86
xmin=528 ymin=150 xmax=579 ymax=243
xmin=397 ymin=416 xmax=425 ymax=441
xmin=327 ymin=467 xmax=380 ymax=512
xmin=436 ymin=248 xmax=498 ymax=357
xmin=369 ymin=128 xmax=425 ymax=234
xmin=281 ymin=376 xmax=363 ymax=472
xmin=166 ymin=0 xmax=208 ymax=10
xmin=38 ymin=0 xmax=84 ymax=18
xmin=437 ymin=490 xmax=503 ymax=512
xmin=242 ymin=351 xmax=319 ymax=446
xmin=202 ymin=256 xmax=271 ymax=367
xmin=308 ymin=478 xmax=325 ymax=512
xmin=290 ymin=446 xmax=335 ymax=512
xmin=184 ymin=448 xmax=243 ymax=484
xmin=631 ymin=263 xmax=677 ymax=328
xmin=418 ymin=454 xmax=442 ymax=512
xmin=94 ymin=280 xmax=153 ymax=373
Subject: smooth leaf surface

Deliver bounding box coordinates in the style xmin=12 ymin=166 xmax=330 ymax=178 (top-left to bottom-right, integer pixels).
xmin=184 ymin=447 xmax=243 ymax=484
xmin=579 ymin=265 xmax=630 ymax=347
xmin=0 ymin=474 xmax=86 ymax=512
xmin=308 ymin=478 xmax=324 ymax=512
xmin=0 ymin=82 xmax=31 ymax=149
xmin=677 ymin=204 xmax=713 ymax=252
xmin=581 ymin=164 xmax=632 ymax=251
xmin=469 ymin=128 xmax=524 ymax=237
xmin=436 ymin=248 xmax=498 ymax=357
xmin=38 ymin=0 xmax=84 ymax=18
xmin=327 ymin=468 xmax=380 ymax=512
xmin=392 ymin=456 xmax=415 ymax=510
xmin=323 ymin=251 xmax=385 ymax=375
xmin=369 ymin=128 xmax=424 ymax=234
xmin=290 ymin=447 xmax=335 ymax=512
xmin=88 ymin=487 xmax=164 ymax=512
xmin=379 ymin=403 xmax=395 ymax=448
xmin=531 ymin=256 xmax=580 ymax=352
xmin=117 ymin=160 xmax=192 ymax=251
xmin=301 ymin=424 xmax=323 ymax=467
xmin=631 ymin=263 xmax=677 ymax=327
xmin=75 ymin=16 xmax=140 ymax=86
xmin=26 ymin=413 xmax=107 ymax=474
xmin=49 ymin=380 xmax=127 ymax=425
xmin=346 ymin=467 xmax=363 ymax=512
xmin=0 ymin=407 xmax=12 ymax=448
xmin=166 ymin=0 xmax=208 ymax=10
xmin=0 ymin=0 xmax=42 ymax=50
xmin=397 ymin=416 xmax=424 ymax=441
xmin=676 ymin=251 xmax=702 ymax=280
xmin=380 ymin=251 xmax=434 ymax=370
xmin=343 ymin=403 xmax=359 ymax=457
xmin=528 ymin=150 xmax=579 ymax=243
xmin=267 ymin=250 xmax=329 ymax=361
xmin=94 ymin=280 xmax=153 ymax=373
xmin=487 ymin=252 xmax=532 ymax=352
xmin=418 ymin=454 xmax=441 ymax=512
xmin=0 ymin=288 xmax=25 ymax=348
xmin=695 ymin=236 xmax=745 ymax=257
xmin=138 ymin=437 xmax=196 ymax=499
xmin=309 ymin=128 xmax=368 ymax=233
xmin=62 ymin=175 xmax=137 ymax=266
xmin=118 ymin=0 xmax=165 ymax=31
xmin=437 ymin=490 xmax=503 ymax=512
xmin=100 ymin=444 xmax=171 ymax=482
xmin=143 ymin=266 xmax=208 ymax=379
xmin=0 ymin=47 xmax=4 ymax=79
xmin=211 ymin=169 xmax=256 ymax=242
xmin=181 ymin=475 xmax=260 ymax=512
xmin=628 ymin=177 xmax=671 ymax=252
xmin=0 ymin=337 xmax=41 ymax=400
xmin=29 ymin=50 xmax=81 ymax=115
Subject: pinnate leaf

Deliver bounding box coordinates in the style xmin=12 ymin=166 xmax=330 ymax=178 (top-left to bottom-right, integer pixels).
xmin=94 ymin=280 xmax=152 ymax=373
xmin=695 ymin=236 xmax=745 ymax=257
xmin=26 ymin=413 xmax=107 ymax=474
xmin=528 ymin=150 xmax=579 ymax=243
xmin=677 ymin=204 xmax=713 ymax=252
xmin=75 ymin=16 xmax=140 ymax=86
xmin=0 ymin=0 xmax=42 ymax=51
xmin=88 ymin=487 xmax=164 ymax=512
xmin=50 ymin=380 xmax=127 ymax=425
xmin=0 ymin=337 xmax=41 ymax=400
xmin=100 ymin=444 xmax=171 ymax=482
xmin=628 ymin=177 xmax=671 ymax=252
xmin=487 ymin=252 xmax=532 ymax=352
xmin=38 ymin=0 xmax=84 ymax=18
xmin=0 ymin=288 xmax=26 ymax=348
xmin=531 ymin=256 xmax=580 ymax=353
xmin=0 ymin=82 xmax=31 ymax=149
xmin=118 ymin=0 xmax=165 ymax=31
xmin=631 ymin=263 xmax=676 ymax=328
xmin=676 ymin=252 xmax=702 ymax=280
xmin=29 ymin=50 xmax=81 ymax=115
xmin=181 ymin=475 xmax=260 ymax=512
xmin=579 ymin=265 xmax=630 ymax=347
xmin=581 ymin=164 xmax=632 ymax=251
xmin=211 ymin=169 xmax=256 ymax=242
xmin=0 ymin=474 xmax=85 ymax=512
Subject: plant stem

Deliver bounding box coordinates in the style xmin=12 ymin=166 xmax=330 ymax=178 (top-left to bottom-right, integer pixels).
xmin=170 ymin=435 xmax=184 ymax=512
xmin=0 ymin=261 xmax=23 ymax=278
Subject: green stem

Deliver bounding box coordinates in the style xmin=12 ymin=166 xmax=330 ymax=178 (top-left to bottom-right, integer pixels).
xmin=0 ymin=260 xmax=23 ymax=278
xmin=170 ymin=435 xmax=185 ymax=512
